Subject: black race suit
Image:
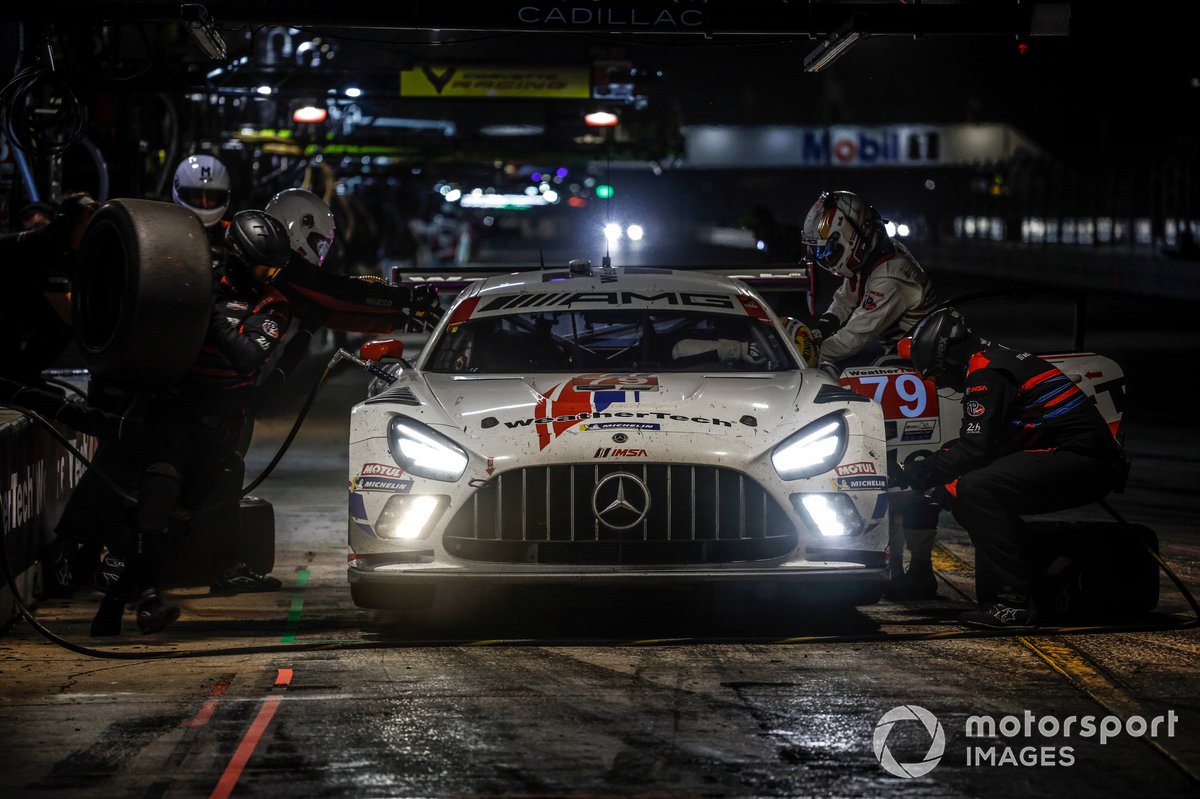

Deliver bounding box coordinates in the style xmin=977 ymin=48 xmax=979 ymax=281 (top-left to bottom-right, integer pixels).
xmin=905 ymin=345 xmax=1124 ymax=603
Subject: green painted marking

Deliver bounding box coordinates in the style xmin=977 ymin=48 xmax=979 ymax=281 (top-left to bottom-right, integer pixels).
xmin=280 ymin=569 xmax=310 ymax=643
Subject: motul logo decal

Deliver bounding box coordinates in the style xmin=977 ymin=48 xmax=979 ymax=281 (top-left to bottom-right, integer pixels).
xmin=361 ymin=462 xmax=404 ymax=478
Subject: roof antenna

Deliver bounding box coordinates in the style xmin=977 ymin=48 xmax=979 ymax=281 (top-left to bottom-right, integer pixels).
xmin=602 ymin=132 xmax=613 ymax=269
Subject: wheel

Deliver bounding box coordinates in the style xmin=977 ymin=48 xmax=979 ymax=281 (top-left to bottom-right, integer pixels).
xmin=73 ymin=198 xmax=212 ymax=385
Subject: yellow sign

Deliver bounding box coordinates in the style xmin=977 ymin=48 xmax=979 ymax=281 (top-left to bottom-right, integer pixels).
xmin=401 ymin=65 xmax=590 ymax=99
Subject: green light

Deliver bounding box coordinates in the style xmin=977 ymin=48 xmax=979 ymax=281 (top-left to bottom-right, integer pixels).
xmin=596 ymin=184 xmax=614 ymax=199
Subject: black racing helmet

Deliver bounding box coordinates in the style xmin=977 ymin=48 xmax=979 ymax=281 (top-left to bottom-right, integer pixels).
xmin=906 ymin=307 xmax=978 ymax=386
xmin=224 ymin=209 xmax=293 ymax=284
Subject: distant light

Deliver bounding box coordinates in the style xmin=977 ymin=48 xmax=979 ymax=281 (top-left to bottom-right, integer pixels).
xmin=531 ymin=172 xmax=542 ymax=183
xmin=604 ymin=223 xmax=622 ymax=243
xmin=255 ymin=85 xmax=273 ymax=96
xmin=924 ymin=179 xmax=936 ymax=191
xmin=595 ymin=184 xmax=614 ymax=199
xmin=344 ymin=87 xmax=362 ymax=98
xmin=460 ymin=193 xmax=548 ymax=209
xmin=524 ymin=186 xmax=538 ymax=196
xmin=445 ymin=189 xmax=462 ymax=202
xmin=567 ymin=197 xmax=587 ymax=208
xmin=584 ymin=111 xmax=619 ymax=127
xmin=896 ymin=223 xmax=911 ymax=237
xmin=479 ymin=123 xmax=544 ymax=137
xmin=292 ymin=105 xmax=328 ymax=124
xmin=884 ymin=221 xmax=897 ymax=238
xmin=555 ymin=167 xmax=569 ymax=179
xmin=543 ymin=190 xmax=559 ymax=203
xmin=626 ymin=224 xmax=644 ymax=241
xmin=756 ymin=239 xmax=766 ymax=251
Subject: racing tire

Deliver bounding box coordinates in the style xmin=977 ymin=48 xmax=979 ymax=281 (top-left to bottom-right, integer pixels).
xmin=72 ymin=198 xmax=212 ymax=385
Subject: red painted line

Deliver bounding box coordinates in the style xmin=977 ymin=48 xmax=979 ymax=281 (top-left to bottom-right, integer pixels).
xmin=209 ymin=669 xmax=293 ymax=799
xmin=182 ymin=680 xmax=231 ymax=729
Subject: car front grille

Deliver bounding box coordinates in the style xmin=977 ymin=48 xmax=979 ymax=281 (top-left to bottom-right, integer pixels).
xmin=443 ymin=464 xmax=797 ymax=565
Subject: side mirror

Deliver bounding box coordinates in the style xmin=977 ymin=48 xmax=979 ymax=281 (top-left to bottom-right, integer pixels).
xmin=360 ymin=339 xmax=405 ymax=362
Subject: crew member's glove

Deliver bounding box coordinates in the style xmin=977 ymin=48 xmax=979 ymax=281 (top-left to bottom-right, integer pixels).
xmin=813 ymin=313 xmax=842 ymax=341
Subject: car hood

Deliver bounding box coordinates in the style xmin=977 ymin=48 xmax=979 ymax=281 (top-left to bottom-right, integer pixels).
xmin=367 ymin=371 xmax=832 ymax=458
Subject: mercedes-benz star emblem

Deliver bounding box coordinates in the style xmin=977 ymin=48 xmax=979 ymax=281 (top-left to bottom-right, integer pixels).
xmin=591 ymin=472 xmax=651 ymax=530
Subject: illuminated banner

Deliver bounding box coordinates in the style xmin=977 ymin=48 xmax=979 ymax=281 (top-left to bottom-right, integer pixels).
xmin=680 ymin=124 xmax=1034 ymax=168
xmin=401 ymin=65 xmax=590 ymax=99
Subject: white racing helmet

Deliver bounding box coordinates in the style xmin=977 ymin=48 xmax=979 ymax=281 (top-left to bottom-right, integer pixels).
xmin=172 ymin=154 xmax=231 ymax=227
xmin=801 ymin=190 xmax=881 ymax=279
xmin=264 ymin=188 xmax=336 ymax=267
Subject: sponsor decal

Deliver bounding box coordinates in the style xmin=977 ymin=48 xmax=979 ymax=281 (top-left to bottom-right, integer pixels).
xmin=261 ymin=319 xmax=281 ymax=339
xmin=966 ymin=400 xmax=986 ymax=418
xmin=352 ymin=476 xmax=415 ymax=493
xmin=967 ymin=385 xmax=987 ymax=393
xmin=476 ymin=291 xmax=738 ymax=314
xmin=226 ymin=301 xmax=249 ymax=312
xmin=898 ymin=418 xmax=937 ymax=442
xmin=837 ymin=476 xmax=888 ymax=491
xmin=499 ymin=374 xmax=745 ymax=450
xmin=593 ymin=447 xmax=648 ymax=458
xmin=253 ymin=335 xmax=271 ymax=351
xmin=861 ymin=295 xmax=878 ymax=311
xmin=580 ymin=422 xmax=661 ymax=431
xmin=572 ymin=373 xmax=659 ymax=392
xmin=401 ymin=65 xmax=590 ymax=99
xmin=360 ymin=462 xmax=404 ymax=478
xmin=836 ymin=461 xmax=877 ymax=477
xmin=966 ymin=422 xmax=982 ymax=434
xmin=485 ymin=456 xmax=495 ymax=477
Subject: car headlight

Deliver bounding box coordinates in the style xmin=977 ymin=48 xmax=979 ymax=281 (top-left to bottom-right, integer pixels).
xmin=387 ymin=416 xmax=468 ymax=482
xmin=791 ymin=493 xmax=865 ymax=537
xmin=771 ymin=413 xmax=848 ymax=480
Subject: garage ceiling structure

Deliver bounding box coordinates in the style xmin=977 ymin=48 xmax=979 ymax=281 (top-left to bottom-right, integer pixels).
xmin=2 ymin=2 xmax=1085 ymax=167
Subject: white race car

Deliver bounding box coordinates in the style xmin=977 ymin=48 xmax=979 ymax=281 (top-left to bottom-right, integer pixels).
xmin=346 ymin=260 xmax=891 ymax=610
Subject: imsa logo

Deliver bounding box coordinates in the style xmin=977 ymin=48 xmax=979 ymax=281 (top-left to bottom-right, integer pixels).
xmin=593 ymin=448 xmax=648 ymax=458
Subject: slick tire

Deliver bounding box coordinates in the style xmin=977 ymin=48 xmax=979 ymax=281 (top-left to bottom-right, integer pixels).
xmin=73 ymin=198 xmax=212 ymax=385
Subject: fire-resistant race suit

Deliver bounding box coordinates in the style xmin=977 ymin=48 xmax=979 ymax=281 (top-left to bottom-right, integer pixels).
xmin=903 ymin=344 xmax=1125 ymax=604
xmin=816 ymin=239 xmax=937 ymax=365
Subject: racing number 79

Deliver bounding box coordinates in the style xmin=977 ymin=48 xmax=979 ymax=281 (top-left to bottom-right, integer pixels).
xmin=855 ymin=374 xmax=928 ymax=418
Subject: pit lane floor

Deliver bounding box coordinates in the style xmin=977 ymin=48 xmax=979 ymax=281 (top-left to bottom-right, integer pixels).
xmin=2 ymin=285 xmax=1198 ymax=799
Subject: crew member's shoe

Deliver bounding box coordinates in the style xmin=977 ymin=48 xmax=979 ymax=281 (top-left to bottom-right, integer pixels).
xmin=958 ymin=600 xmax=1039 ymax=629
xmin=134 ymin=590 xmax=180 ymax=634
xmin=90 ymin=595 xmax=126 ymax=636
xmin=210 ymin=562 xmax=283 ymax=595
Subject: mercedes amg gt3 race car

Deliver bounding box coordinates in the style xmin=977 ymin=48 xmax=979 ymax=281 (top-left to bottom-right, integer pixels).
xmin=346 ymin=260 xmax=892 ymax=609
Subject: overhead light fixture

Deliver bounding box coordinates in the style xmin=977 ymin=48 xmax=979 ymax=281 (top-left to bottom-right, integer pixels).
xmin=344 ymin=87 xmax=363 ymax=98
xmin=584 ymin=110 xmax=619 ymax=127
xmin=803 ymin=17 xmax=865 ymax=73
xmin=181 ymin=4 xmax=228 ymax=61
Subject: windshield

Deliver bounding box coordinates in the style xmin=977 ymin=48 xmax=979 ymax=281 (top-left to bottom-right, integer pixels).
xmin=424 ymin=309 xmax=797 ymax=374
